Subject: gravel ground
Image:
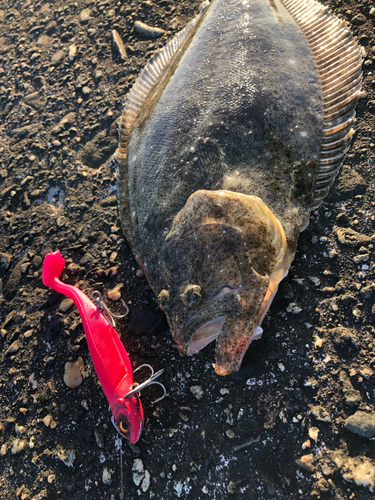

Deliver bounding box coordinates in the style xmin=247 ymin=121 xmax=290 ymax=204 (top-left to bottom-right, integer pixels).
xmin=0 ymin=0 xmax=375 ymax=499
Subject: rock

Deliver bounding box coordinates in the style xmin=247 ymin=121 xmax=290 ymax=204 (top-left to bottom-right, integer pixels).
xmin=133 ymin=459 xmax=145 ymax=486
xmin=109 ymin=251 xmax=117 ymax=264
xmin=295 ymin=454 xmax=316 ymax=472
xmin=94 ymin=430 xmax=104 ymax=448
xmin=345 ymin=411 xmax=375 ymax=438
xmin=11 ymin=439 xmax=26 ymax=454
xmin=55 ymin=446 xmax=75 ymax=467
xmin=309 ymin=405 xmax=331 ymax=422
xmin=336 ymin=165 xmax=367 ymax=197
xmin=80 ymin=8 xmax=91 ymax=24
xmin=45 ymin=20 xmax=57 ymax=35
xmin=3 ymin=260 xmax=23 ymax=301
xmin=334 ymin=227 xmax=374 ymax=245
xmin=63 ymin=361 xmax=83 ymax=389
xmin=51 ymin=50 xmax=65 ymax=66
xmin=52 ymin=112 xmax=76 ymax=134
xmin=96 ymin=231 xmax=107 ymax=244
xmin=59 ymin=298 xmax=74 ymax=312
xmin=112 ymin=29 xmax=127 ymax=60
xmin=100 ymin=195 xmax=117 ymax=207
xmin=107 ymin=283 xmax=123 ymax=300
xmin=134 ymin=20 xmax=166 ymax=38
xmin=0 ymin=310 xmax=17 ymax=329
xmin=46 ymin=320 xmax=61 ymax=341
xmin=339 ymin=371 xmax=362 ymax=407
xmin=79 ymin=253 xmax=92 ymax=265
xmin=102 ymin=467 xmax=112 ymax=485
xmin=68 ymin=44 xmax=77 ymax=61
xmin=308 ymin=427 xmax=319 ymax=443
xmin=332 ymin=450 xmax=375 ymax=492
xmin=5 ymin=340 xmax=21 ymax=355
xmin=190 ymin=385 xmax=204 ymax=399
xmin=32 ymin=255 xmax=43 ymax=268
xmin=352 ymin=13 xmax=367 ymax=25
xmin=359 ymin=283 xmax=375 ymax=298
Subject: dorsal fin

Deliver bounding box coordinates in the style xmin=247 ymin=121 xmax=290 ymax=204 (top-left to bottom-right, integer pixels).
xmin=281 ymin=0 xmax=362 ymax=210
xmin=115 ymin=1 xmax=210 ymax=250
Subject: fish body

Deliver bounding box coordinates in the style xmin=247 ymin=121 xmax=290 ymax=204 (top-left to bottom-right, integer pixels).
xmin=42 ymin=251 xmax=144 ymax=443
xmin=116 ymin=0 xmax=362 ymax=374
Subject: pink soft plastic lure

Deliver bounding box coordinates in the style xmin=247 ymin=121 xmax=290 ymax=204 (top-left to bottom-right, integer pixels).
xmin=42 ymin=251 xmax=147 ymax=443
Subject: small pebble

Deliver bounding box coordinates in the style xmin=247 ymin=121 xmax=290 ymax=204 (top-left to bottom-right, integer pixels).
xmin=11 ymin=439 xmax=26 ymax=454
xmin=308 ymin=427 xmax=319 ymax=442
xmin=59 ymin=298 xmax=74 ymax=312
xmin=134 ymin=20 xmax=166 ymax=38
xmin=68 ymin=44 xmax=77 ymax=61
xmin=190 ymin=385 xmax=204 ymax=399
xmin=63 ymin=361 xmax=83 ymax=389
xmin=295 ymin=454 xmax=315 ymax=472
xmin=108 ymin=283 xmax=123 ymax=300
xmin=102 ymin=467 xmax=112 ymax=485
xmin=226 ymin=429 xmax=235 ymax=439
xmin=80 ymin=8 xmax=91 ymax=24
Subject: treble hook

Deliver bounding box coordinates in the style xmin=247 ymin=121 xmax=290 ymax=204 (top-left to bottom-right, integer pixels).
xmin=92 ymin=291 xmax=129 ymax=327
xmin=124 ymin=364 xmax=167 ymax=405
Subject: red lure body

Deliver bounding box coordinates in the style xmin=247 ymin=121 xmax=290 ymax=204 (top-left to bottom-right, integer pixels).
xmin=42 ymin=251 xmax=144 ymax=444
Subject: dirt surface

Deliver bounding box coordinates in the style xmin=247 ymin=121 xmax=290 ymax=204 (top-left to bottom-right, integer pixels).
xmin=0 ymin=0 xmax=375 ymax=499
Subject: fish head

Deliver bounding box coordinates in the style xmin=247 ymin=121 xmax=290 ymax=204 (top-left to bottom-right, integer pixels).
xmin=111 ymin=394 xmax=144 ymax=444
xmin=158 ymin=190 xmax=293 ymax=375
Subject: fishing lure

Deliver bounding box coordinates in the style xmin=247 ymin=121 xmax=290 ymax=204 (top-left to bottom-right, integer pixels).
xmin=42 ymin=250 xmax=165 ymax=444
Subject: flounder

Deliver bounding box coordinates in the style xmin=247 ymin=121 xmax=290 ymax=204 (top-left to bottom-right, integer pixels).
xmin=115 ymin=0 xmax=362 ymax=375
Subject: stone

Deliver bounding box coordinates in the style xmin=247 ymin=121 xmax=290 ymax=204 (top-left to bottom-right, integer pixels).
xmin=63 ymin=361 xmax=83 ymax=389
xmin=345 ymin=411 xmax=375 ymax=438
xmin=107 ymin=283 xmax=123 ymax=300
xmin=337 ymin=165 xmax=367 ymax=197
xmin=3 ymin=261 xmax=23 ymax=301
xmin=46 ymin=320 xmax=61 ymax=341
xmin=11 ymin=439 xmax=26 ymax=454
xmin=100 ymin=195 xmax=117 ymax=207
xmin=52 ymin=112 xmax=76 ymax=134
xmin=51 ymin=50 xmax=65 ymax=66
xmin=80 ymin=8 xmax=91 ymax=24
xmin=32 ymin=255 xmax=43 ymax=268
xmin=79 ymin=253 xmax=92 ymax=265
xmin=59 ymin=298 xmax=74 ymax=312
xmin=295 ymin=454 xmax=316 ymax=472
xmin=352 ymin=13 xmax=367 ymax=25
xmin=5 ymin=340 xmax=21 ymax=355
xmin=68 ymin=44 xmax=77 ymax=61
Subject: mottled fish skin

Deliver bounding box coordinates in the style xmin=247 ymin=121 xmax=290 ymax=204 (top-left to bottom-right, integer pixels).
xmin=117 ymin=0 xmax=361 ymax=375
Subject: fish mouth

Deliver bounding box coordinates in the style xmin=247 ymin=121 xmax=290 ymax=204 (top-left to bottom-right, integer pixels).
xmin=176 ymin=287 xmax=241 ymax=354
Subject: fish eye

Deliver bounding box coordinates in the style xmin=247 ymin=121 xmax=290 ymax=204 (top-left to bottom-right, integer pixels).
xmin=119 ymin=420 xmax=129 ymax=434
xmin=158 ymin=289 xmax=170 ymax=309
xmin=182 ymin=284 xmax=202 ymax=307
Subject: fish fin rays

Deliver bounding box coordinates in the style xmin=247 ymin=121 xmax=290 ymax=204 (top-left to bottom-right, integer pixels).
xmin=115 ymin=2 xmax=210 ymax=243
xmin=281 ymin=0 xmax=362 ymax=210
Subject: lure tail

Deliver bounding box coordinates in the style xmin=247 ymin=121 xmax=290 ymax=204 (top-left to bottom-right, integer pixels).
xmin=42 ymin=250 xmax=66 ymax=290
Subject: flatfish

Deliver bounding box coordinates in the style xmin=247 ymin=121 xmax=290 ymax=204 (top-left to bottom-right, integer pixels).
xmin=115 ymin=0 xmax=362 ymax=375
